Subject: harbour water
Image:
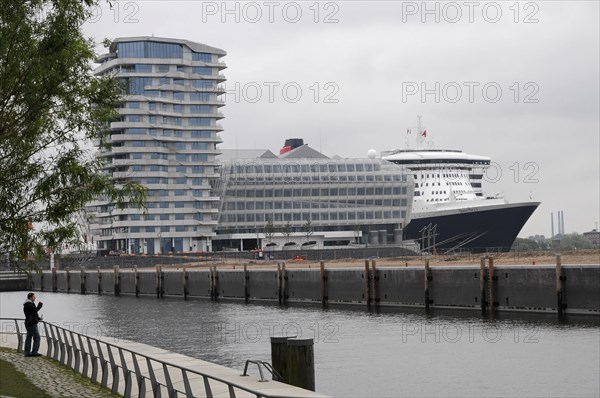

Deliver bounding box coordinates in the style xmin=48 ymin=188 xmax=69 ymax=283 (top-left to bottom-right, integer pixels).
xmin=1 ymin=291 xmax=598 ymax=397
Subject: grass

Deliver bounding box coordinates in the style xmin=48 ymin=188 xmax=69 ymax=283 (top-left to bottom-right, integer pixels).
xmin=0 ymin=347 xmax=117 ymax=397
xmin=0 ymin=358 xmax=54 ymax=398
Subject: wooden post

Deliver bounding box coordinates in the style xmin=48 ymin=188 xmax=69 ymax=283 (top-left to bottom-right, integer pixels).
xmin=134 ymin=265 xmax=139 ymax=298
xmin=183 ymin=267 xmax=189 ymax=301
xmin=114 ymin=266 xmax=120 ymax=297
xmin=156 ymin=265 xmax=162 ymax=299
xmin=282 ymin=262 xmax=288 ymax=305
xmin=65 ymin=267 xmax=70 ymax=293
xmin=320 ymin=261 xmax=328 ymax=308
xmin=52 ymin=268 xmax=57 ymax=292
xmin=212 ymin=264 xmax=219 ymax=301
xmin=479 ymin=256 xmax=486 ymax=314
xmin=243 ymin=264 xmax=249 ymax=304
xmin=80 ymin=267 xmax=86 ymax=295
xmin=364 ymin=260 xmax=371 ymax=308
xmin=97 ymin=266 xmax=102 ymax=296
xmin=277 ymin=262 xmax=282 ymax=305
xmin=488 ymin=257 xmax=496 ymax=313
xmin=285 ymin=339 xmax=315 ymax=391
xmin=371 ymin=260 xmax=379 ymax=307
xmin=556 ymin=254 xmax=565 ymax=317
xmin=271 ymin=337 xmax=290 ymax=381
xmin=424 ymin=258 xmax=431 ymax=313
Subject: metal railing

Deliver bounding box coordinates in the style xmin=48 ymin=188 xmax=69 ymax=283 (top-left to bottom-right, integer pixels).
xmin=0 ymin=317 xmax=308 ymax=398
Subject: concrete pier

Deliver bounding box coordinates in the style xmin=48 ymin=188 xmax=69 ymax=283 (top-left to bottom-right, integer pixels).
xmin=25 ymin=263 xmax=600 ymax=315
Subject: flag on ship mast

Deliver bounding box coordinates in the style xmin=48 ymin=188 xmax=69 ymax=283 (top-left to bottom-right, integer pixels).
xmin=421 ymin=130 xmax=427 ymax=137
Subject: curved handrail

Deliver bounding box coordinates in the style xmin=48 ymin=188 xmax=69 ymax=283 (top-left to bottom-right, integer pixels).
xmin=0 ymin=317 xmax=312 ymax=398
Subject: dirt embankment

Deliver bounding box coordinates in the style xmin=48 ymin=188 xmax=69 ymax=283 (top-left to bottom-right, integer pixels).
xmin=162 ymin=249 xmax=600 ymax=270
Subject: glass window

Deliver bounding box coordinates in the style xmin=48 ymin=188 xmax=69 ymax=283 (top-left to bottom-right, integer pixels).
xmin=190 ymin=93 xmax=210 ymax=101
xmin=189 ymin=117 xmax=211 ymax=126
xmin=192 ymin=52 xmax=212 ymax=62
xmin=173 ymin=92 xmax=185 ymax=101
xmin=118 ymin=41 xmax=183 ymax=59
xmin=157 ymin=64 xmax=170 ymax=72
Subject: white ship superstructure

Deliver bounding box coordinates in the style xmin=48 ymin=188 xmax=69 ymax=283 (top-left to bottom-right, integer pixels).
xmin=381 ymin=119 xmax=539 ymax=253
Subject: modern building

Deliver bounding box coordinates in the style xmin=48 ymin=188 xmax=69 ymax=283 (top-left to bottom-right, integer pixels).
xmin=583 ymin=229 xmax=600 ymax=246
xmin=211 ymin=140 xmax=414 ymax=251
xmin=87 ymin=37 xmax=227 ymax=254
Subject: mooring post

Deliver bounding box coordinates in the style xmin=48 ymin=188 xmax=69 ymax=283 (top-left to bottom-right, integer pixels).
xmin=80 ymin=266 xmax=86 ymax=295
xmin=371 ymin=260 xmax=379 ymax=308
xmin=183 ymin=267 xmax=189 ymax=301
xmin=271 ymin=336 xmax=290 ymax=381
xmin=134 ymin=265 xmax=139 ymax=298
xmin=66 ymin=267 xmax=70 ymax=293
xmin=479 ymin=256 xmax=486 ymax=314
xmin=97 ymin=266 xmax=102 ymax=295
xmin=282 ymin=262 xmax=288 ymax=305
xmin=320 ymin=261 xmax=328 ymax=308
xmin=286 ymin=339 xmax=315 ymax=391
xmin=556 ymin=254 xmax=565 ymax=317
xmin=364 ymin=260 xmax=371 ymax=308
xmin=424 ymin=258 xmax=431 ymax=313
xmin=277 ymin=262 xmax=282 ymax=305
xmin=155 ymin=265 xmax=162 ymax=299
xmin=52 ymin=267 xmax=57 ymax=293
xmin=488 ymin=257 xmax=496 ymax=314
xmin=212 ymin=264 xmax=219 ymax=301
xmin=209 ymin=265 xmax=214 ymax=301
xmin=114 ymin=266 xmax=120 ymax=297
xmin=271 ymin=337 xmax=315 ymax=391
xmin=243 ymin=264 xmax=249 ymax=304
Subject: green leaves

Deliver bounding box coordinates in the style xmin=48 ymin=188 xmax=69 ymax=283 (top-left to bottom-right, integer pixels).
xmin=0 ymin=0 xmax=146 ymax=260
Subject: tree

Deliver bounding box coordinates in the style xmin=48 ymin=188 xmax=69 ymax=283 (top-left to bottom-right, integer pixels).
xmin=0 ymin=1 xmax=145 ymax=260
xmin=559 ymin=233 xmax=594 ymax=251
xmin=282 ymin=221 xmax=293 ymax=243
xmin=302 ymin=220 xmax=314 ymax=242
xmin=510 ymin=238 xmax=543 ymax=252
xmin=264 ymin=219 xmax=275 ymax=245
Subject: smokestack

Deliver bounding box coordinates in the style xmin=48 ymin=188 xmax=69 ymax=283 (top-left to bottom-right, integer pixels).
xmin=558 ymin=210 xmax=563 ymax=235
xmin=551 ymin=212 xmax=555 ymax=237
xmin=561 ymin=211 xmax=565 ymax=235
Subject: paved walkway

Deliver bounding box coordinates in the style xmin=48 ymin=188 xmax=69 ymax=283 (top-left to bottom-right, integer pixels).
xmin=0 ymin=349 xmax=116 ymax=397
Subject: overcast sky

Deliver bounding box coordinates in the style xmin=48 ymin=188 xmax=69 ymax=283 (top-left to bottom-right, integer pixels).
xmin=83 ymin=1 xmax=599 ymax=238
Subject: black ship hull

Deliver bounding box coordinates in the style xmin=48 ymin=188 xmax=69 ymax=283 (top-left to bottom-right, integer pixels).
xmin=404 ymin=202 xmax=540 ymax=253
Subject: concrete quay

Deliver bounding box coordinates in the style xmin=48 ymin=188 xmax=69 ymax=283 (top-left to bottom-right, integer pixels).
xmin=26 ymin=260 xmax=600 ymax=315
xmin=0 ymin=322 xmax=328 ymax=398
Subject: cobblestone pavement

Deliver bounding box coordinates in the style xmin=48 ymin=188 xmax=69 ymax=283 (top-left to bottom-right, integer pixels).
xmin=0 ymin=349 xmax=117 ymax=397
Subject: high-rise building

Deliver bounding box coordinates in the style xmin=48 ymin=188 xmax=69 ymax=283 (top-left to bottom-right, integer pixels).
xmin=87 ymin=37 xmax=226 ymax=255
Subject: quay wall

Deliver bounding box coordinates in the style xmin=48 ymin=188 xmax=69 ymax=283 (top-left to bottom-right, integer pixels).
xmin=25 ymin=263 xmax=600 ymax=315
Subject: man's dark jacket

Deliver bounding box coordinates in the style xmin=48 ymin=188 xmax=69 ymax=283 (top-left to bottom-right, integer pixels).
xmin=23 ymin=301 xmax=43 ymax=326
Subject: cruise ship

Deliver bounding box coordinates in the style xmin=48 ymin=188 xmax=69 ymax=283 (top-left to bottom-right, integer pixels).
xmin=382 ymin=122 xmax=539 ymax=253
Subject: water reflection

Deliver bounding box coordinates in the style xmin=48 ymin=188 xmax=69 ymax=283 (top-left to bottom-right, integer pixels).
xmin=1 ymin=292 xmax=598 ymax=397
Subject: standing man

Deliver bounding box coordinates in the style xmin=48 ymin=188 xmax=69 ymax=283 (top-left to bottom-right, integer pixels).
xmin=23 ymin=292 xmax=43 ymax=357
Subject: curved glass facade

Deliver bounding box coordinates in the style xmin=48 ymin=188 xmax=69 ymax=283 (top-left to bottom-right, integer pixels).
xmin=87 ymin=37 xmax=226 ymax=254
